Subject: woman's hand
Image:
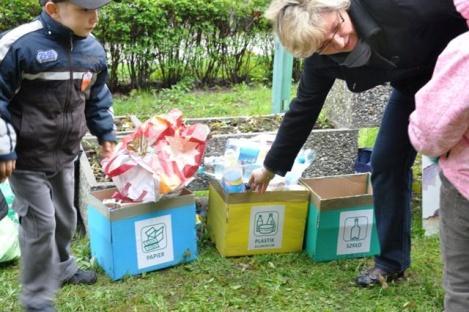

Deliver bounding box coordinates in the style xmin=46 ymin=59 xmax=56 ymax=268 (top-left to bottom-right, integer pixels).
xmin=248 ymin=167 xmax=275 ymax=193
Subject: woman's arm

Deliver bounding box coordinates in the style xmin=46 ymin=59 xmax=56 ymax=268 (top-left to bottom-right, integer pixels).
xmin=263 ymin=56 xmax=335 ymax=175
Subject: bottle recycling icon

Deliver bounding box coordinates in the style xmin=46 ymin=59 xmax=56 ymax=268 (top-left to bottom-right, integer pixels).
xmin=350 ymin=218 xmax=361 ymax=240
xmin=255 ymin=212 xmax=277 ymax=235
xmin=343 ymin=216 xmax=368 ymax=242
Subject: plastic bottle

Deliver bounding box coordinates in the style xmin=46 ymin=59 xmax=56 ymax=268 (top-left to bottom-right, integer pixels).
xmin=285 ymin=149 xmax=316 ymax=186
xmin=224 ymin=139 xmax=240 ymax=160
xmin=222 ymin=149 xmax=245 ymax=193
xmin=203 ymin=156 xmax=225 ymax=180
xmin=238 ymin=139 xmax=260 ymax=165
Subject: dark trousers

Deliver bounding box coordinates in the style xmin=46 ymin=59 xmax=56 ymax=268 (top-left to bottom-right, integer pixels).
xmin=10 ymin=165 xmax=78 ymax=309
xmin=371 ymin=88 xmax=417 ymax=272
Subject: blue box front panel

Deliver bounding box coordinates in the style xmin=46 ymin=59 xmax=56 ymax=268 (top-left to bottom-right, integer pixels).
xmin=88 ymin=203 xmax=197 ymax=280
xmin=88 ymin=207 xmax=114 ymax=276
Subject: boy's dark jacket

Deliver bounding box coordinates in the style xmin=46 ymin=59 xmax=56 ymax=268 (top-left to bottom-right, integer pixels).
xmin=0 ymin=11 xmax=116 ymax=172
xmin=264 ymin=0 xmax=468 ymax=175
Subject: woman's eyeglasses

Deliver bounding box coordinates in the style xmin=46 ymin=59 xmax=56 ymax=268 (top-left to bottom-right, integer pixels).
xmin=317 ymin=12 xmax=345 ymax=54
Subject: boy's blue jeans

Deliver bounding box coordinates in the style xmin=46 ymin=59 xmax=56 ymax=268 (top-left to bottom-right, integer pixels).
xmin=371 ymin=88 xmax=417 ymax=273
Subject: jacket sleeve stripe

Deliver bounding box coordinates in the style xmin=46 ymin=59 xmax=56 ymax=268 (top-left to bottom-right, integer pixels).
xmin=23 ymin=71 xmax=93 ymax=81
xmin=0 ymin=20 xmax=43 ymax=64
xmin=0 ymin=119 xmax=16 ymax=155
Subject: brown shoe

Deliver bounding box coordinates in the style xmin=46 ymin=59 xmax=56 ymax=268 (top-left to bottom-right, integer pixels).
xmin=355 ymin=267 xmax=405 ymax=287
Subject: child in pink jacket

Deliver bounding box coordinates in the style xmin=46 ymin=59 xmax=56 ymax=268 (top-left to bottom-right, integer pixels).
xmin=408 ymin=0 xmax=469 ymax=310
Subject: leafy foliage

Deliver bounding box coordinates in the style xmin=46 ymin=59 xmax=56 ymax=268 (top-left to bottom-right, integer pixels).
xmin=0 ymin=0 xmax=41 ymax=31
xmin=1 ymin=0 xmax=274 ymax=90
xmin=94 ymin=0 xmax=274 ymax=89
xmin=0 ymin=0 xmax=296 ymax=90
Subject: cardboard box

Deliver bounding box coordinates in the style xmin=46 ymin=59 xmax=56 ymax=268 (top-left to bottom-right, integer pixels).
xmin=87 ymin=188 xmax=197 ymax=280
xmin=301 ymin=173 xmax=380 ymax=261
xmin=207 ymin=181 xmax=309 ymax=257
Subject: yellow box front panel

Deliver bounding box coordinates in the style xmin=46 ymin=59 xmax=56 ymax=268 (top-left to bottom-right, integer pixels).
xmin=208 ymin=185 xmax=308 ymax=257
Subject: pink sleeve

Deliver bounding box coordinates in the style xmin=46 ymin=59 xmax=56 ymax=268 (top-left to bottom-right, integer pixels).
xmin=409 ymin=37 xmax=469 ymax=157
xmin=454 ymin=0 xmax=469 ymax=26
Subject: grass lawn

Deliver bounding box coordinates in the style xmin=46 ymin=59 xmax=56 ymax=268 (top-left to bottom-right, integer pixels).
xmin=0 ymin=85 xmax=442 ymax=311
xmin=0 ymin=228 xmax=443 ymax=311
xmin=112 ymin=83 xmax=275 ymax=119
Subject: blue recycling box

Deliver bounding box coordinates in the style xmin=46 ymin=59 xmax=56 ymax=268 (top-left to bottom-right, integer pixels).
xmin=87 ymin=187 xmax=197 ymax=280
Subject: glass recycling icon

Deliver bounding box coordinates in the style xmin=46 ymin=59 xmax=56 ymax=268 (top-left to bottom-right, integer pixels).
xmin=343 ymin=217 xmax=368 ymax=242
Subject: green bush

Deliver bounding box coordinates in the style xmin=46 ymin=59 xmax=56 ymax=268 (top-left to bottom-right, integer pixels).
xmin=0 ymin=0 xmax=41 ymax=31
xmin=94 ymin=0 xmax=274 ymax=89
xmin=1 ymin=0 xmax=275 ymax=90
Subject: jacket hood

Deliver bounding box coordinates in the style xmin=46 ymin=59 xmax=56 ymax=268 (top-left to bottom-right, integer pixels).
xmin=454 ymin=0 xmax=469 ymax=24
xmin=39 ymin=11 xmax=86 ymax=41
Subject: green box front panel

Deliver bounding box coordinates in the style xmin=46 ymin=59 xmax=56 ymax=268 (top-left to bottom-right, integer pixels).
xmin=305 ymin=204 xmax=380 ymax=262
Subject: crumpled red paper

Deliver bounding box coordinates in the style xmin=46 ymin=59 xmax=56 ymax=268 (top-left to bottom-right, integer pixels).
xmin=102 ymin=109 xmax=210 ymax=203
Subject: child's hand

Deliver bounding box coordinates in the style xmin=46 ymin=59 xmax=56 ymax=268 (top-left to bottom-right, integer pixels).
xmin=100 ymin=141 xmax=116 ymax=159
xmin=0 ymin=160 xmax=15 ymax=182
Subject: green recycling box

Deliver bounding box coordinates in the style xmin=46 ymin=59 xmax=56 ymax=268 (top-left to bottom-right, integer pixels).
xmin=301 ymin=173 xmax=380 ymax=261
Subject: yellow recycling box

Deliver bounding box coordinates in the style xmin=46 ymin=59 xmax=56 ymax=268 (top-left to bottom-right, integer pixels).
xmin=207 ymin=181 xmax=309 ymax=257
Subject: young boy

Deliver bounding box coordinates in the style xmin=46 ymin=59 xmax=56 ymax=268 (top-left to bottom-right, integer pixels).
xmin=0 ymin=1 xmax=116 ymax=311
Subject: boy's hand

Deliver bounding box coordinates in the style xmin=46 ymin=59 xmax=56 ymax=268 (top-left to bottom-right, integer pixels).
xmin=100 ymin=141 xmax=116 ymax=159
xmin=249 ymin=167 xmax=275 ymax=194
xmin=0 ymin=160 xmax=16 ymax=182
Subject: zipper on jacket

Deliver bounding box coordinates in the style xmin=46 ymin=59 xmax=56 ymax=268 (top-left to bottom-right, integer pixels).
xmin=64 ymin=37 xmax=74 ymax=147
xmin=55 ymin=36 xmax=74 ymax=171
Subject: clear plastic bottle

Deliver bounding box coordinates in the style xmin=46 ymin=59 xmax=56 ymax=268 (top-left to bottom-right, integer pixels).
xmin=285 ymin=149 xmax=316 ymax=186
xmin=222 ymin=149 xmax=245 ymax=193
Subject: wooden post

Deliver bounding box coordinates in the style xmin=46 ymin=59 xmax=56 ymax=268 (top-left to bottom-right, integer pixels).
xmin=271 ymin=37 xmax=294 ymax=113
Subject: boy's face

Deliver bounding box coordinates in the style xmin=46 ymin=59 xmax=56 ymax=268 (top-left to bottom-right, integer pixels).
xmin=45 ymin=2 xmax=99 ymax=37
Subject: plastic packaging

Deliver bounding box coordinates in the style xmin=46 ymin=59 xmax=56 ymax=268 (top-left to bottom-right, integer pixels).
xmin=202 ymin=156 xmax=225 ymax=180
xmin=207 ymin=135 xmax=314 ymax=192
xmin=0 ymin=181 xmax=20 ymax=262
xmin=225 ymin=138 xmax=260 ymax=165
xmin=285 ymin=149 xmax=316 ymax=186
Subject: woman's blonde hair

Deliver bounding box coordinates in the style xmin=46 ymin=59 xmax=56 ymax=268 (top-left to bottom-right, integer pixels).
xmin=265 ymin=0 xmax=350 ymax=58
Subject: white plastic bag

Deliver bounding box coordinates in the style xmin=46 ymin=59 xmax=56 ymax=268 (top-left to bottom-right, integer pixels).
xmin=0 ymin=217 xmax=20 ymax=262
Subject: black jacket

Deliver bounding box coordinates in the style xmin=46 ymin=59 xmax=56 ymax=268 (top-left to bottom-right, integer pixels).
xmin=0 ymin=12 xmax=116 ymax=172
xmin=264 ymin=0 xmax=467 ymax=175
